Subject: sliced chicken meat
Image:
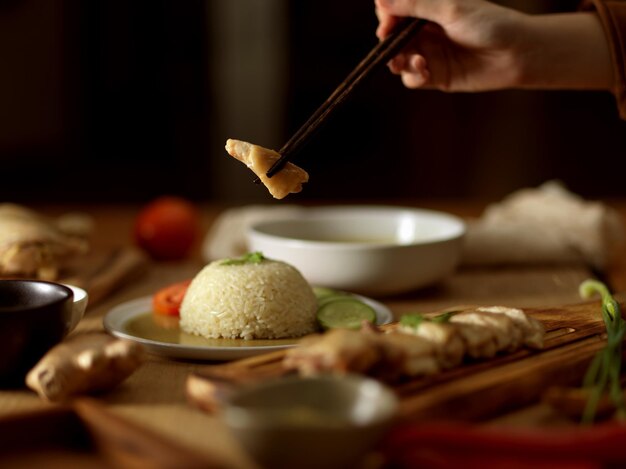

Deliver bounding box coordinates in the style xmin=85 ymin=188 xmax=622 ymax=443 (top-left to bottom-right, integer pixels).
xmin=283 ymin=327 xmax=439 ymax=380
xmin=398 ymin=321 xmax=464 ymax=369
xmin=451 ymin=310 xmax=524 ymax=353
xmin=284 ymin=306 xmax=545 ymax=382
xmin=282 ymin=329 xmax=382 ymax=377
xmin=381 ymin=331 xmax=440 ymax=377
xmin=225 ymin=139 xmax=309 ymax=199
xmin=452 ymin=322 xmax=499 ymax=359
xmin=477 ymin=306 xmax=545 ymax=349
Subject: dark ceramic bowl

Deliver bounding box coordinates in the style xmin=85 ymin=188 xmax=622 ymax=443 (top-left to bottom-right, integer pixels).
xmin=0 ymin=280 xmax=86 ymax=386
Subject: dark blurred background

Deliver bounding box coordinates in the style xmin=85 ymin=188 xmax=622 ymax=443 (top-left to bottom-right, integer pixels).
xmin=0 ymin=0 xmax=625 ymax=204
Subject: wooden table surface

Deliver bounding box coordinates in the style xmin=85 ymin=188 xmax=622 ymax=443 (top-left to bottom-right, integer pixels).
xmin=1 ymin=200 xmax=625 ymax=468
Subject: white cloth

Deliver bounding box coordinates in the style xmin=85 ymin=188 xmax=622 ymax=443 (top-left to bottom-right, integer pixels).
xmin=202 ymin=204 xmax=305 ymax=261
xmin=461 ymin=181 xmax=625 ymax=269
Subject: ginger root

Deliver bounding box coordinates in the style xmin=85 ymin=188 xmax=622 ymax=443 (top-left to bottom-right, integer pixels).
xmin=26 ymin=333 xmax=144 ymax=402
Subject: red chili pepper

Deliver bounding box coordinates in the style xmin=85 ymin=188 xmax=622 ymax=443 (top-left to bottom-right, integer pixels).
xmin=377 ymin=420 xmax=626 ymax=468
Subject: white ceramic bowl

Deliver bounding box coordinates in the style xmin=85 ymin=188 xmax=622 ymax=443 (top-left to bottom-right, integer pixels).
xmin=222 ymin=374 xmax=398 ymax=469
xmin=247 ymin=205 xmax=466 ymax=296
xmin=62 ymin=283 xmax=89 ymax=331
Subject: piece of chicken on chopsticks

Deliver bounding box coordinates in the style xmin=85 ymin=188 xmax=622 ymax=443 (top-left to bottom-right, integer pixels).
xmin=225 ymin=139 xmax=309 ymax=199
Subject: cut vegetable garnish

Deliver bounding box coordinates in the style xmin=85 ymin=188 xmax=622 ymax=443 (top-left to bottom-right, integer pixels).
xmin=317 ymin=298 xmax=377 ymax=330
xmin=152 ymin=279 xmax=191 ymax=316
xmin=313 ymin=286 xmax=352 ymax=307
xmin=313 ymin=286 xmax=343 ymax=299
xmin=220 ymin=251 xmax=266 ymax=266
xmin=400 ymin=311 xmax=455 ymax=329
xmin=578 ymin=279 xmax=626 ymax=423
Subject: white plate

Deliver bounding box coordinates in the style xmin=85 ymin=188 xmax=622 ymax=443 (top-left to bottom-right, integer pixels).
xmin=103 ymin=294 xmax=394 ymax=361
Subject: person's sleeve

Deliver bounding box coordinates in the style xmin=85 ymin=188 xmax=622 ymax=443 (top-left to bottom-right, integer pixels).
xmin=581 ymin=0 xmax=626 ymax=118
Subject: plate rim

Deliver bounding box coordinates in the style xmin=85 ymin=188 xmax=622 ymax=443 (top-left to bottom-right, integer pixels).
xmin=103 ymin=293 xmax=393 ymax=361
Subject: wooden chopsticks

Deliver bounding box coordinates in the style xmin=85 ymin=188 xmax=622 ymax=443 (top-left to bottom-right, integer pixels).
xmin=263 ymin=17 xmax=428 ymax=179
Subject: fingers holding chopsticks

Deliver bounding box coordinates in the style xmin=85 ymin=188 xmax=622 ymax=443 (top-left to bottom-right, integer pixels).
xmin=374 ymin=0 xmax=451 ymax=89
xmin=375 ymin=0 xmax=461 ymax=40
xmin=391 ymin=54 xmax=431 ymax=89
xmin=375 ymin=0 xmax=477 ymax=31
xmin=374 ymin=0 xmax=438 ymax=90
xmin=374 ymin=0 xmax=534 ymax=92
xmin=385 ymin=22 xmax=451 ymax=90
xmin=375 ymin=0 xmax=403 ymax=40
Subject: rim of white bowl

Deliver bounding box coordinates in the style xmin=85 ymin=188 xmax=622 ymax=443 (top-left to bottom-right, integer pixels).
xmin=62 ymin=283 xmax=88 ymax=302
xmin=248 ymin=205 xmax=466 ymax=248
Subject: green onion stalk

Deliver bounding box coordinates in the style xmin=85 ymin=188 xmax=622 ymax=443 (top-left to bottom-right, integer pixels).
xmin=579 ymin=279 xmax=626 ymax=424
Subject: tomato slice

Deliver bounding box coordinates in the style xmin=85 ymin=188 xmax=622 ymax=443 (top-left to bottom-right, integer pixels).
xmin=152 ymin=279 xmax=191 ymax=316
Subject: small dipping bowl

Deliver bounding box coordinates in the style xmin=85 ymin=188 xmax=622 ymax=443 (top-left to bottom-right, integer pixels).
xmin=222 ymin=374 xmax=398 ymax=469
xmin=248 ymin=205 xmax=466 ymax=296
xmin=0 ymin=280 xmax=88 ymax=386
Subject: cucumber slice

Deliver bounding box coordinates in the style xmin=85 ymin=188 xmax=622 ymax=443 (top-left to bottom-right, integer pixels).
xmin=313 ymin=286 xmax=343 ymax=299
xmin=317 ymin=293 xmax=352 ymax=308
xmin=317 ymin=298 xmax=377 ymax=330
xmin=313 ymin=287 xmax=351 ymax=307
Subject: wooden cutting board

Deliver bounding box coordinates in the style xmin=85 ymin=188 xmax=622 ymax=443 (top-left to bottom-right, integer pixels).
xmin=186 ymin=296 xmax=622 ymax=421
xmin=0 ymin=399 xmax=213 ymax=468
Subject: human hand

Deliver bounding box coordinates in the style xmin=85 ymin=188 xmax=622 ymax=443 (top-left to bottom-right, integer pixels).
xmin=375 ymin=0 xmax=526 ymax=91
xmin=375 ymin=0 xmax=613 ymax=92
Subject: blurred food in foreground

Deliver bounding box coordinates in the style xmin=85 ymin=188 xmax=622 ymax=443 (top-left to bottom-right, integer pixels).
xmin=134 ymin=196 xmax=200 ymax=261
xmin=0 ymin=203 xmax=90 ymax=280
xmin=225 ymin=139 xmax=308 ymax=199
xmin=378 ymin=419 xmax=626 ymax=468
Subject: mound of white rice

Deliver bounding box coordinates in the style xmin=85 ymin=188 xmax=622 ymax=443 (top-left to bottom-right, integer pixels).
xmin=179 ymin=256 xmax=318 ymax=340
